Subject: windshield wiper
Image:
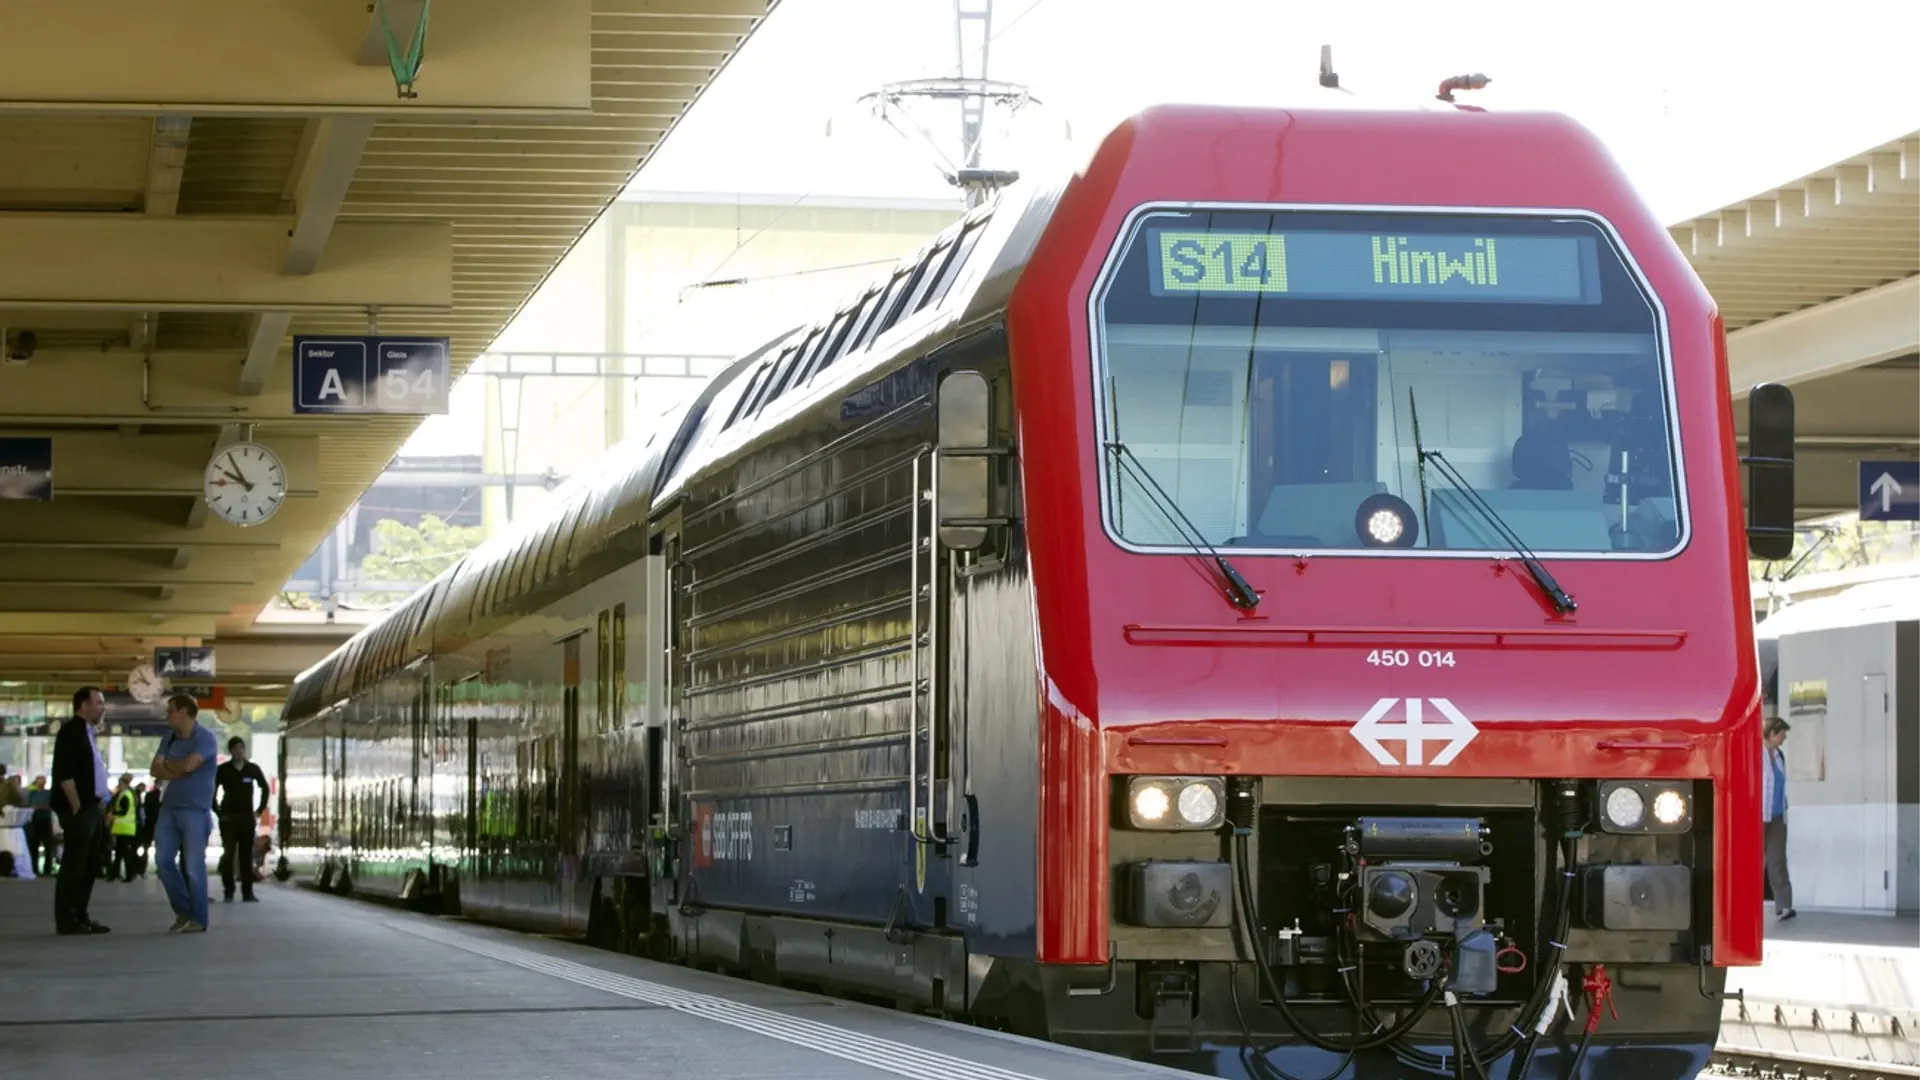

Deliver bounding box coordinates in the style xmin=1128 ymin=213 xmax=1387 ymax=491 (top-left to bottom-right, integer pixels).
xmin=1105 ymin=441 xmax=1260 ymax=611
xmin=1408 ymin=392 xmax=1577 ymax=617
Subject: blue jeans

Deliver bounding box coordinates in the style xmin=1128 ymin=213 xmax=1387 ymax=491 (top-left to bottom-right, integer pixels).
xmin=155 ymin=805 xmax=211 ymax=928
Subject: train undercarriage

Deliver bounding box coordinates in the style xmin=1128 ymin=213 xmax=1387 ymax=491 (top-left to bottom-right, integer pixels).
xmin=309 ymin=773 xmax=1731 ymax=1080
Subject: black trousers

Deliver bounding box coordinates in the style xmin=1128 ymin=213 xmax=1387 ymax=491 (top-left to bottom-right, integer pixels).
xmin=134 ymin=824 xmax=153 ymax=876
xmin=218 ymin=813 xmax=257 ymax=898
xmin=25 ymin=816 xmax=53 ymax=875
xmin=1764 ymin=816 xmax=1794 ymax=912
xmin=108 ymin=834 xmax=139 ymax=881
xmin=52 ymin=802 xmax=105 ymax=929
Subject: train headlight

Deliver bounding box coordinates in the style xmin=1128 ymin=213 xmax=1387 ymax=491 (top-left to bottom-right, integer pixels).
xmin=1604 ymin=785 xmax=1645 ymax=829
xmin=1595 ymin=780 xmax=1693 ymax=834
xmin=1354 ymin=493 xmax=1419 ymax=548
xmin=1651 ymin=789 xmax=1688 ymax=826
xmin=1126 ymin=777 xmax=1225 ymax=830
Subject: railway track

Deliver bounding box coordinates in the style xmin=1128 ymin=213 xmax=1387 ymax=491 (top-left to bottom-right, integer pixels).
xmin=1707 ymin=1044 xmax=1920 ymax=1079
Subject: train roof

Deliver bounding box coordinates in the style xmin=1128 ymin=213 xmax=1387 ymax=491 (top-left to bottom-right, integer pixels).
xmin=283 ymin=97 xmax=1522 ymax=726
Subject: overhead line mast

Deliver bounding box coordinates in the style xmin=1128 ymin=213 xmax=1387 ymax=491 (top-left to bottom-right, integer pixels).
xmin=856 ymin=0 xmax=1039 ymax=208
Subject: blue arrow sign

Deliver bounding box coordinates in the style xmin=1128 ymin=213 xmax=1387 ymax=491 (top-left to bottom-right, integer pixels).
xmin=1859 ymin=459 xmax=1920 ymax=522
xmin=293 ymin=335 xmax=450 ymax=415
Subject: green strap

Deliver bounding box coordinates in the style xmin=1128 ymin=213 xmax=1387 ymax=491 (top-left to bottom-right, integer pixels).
xmin=375 ymin=0 xmax=430 ymax=98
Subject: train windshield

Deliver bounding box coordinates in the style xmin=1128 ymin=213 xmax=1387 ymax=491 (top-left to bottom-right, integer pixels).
xmin=1093 ymin=208 xmax=1683 ymax=557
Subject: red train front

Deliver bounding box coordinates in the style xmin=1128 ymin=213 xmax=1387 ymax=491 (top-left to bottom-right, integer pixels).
xmin=992 ymin=105 xmax=1797 ymax=1075
xmin=280 ymin=99 xmax=1801 ymax=1080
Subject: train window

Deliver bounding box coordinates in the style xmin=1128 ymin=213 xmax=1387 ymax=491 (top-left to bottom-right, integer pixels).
xmin=724 ymin=361 xmax=774 ymax=430
xmin=899 ymin=241 xmax=952 ymax=318
xmin=1094 ymin=207 xmax=1679 ymax=557
xmin=412 ymin=590 xmax=434 ymax=637
xmin=533 ymin=517 xmax=559 ymax=584
xmin=486 ymin=557 xmax=508 ymax=616
xmin=804 ymin=308 xmax=858 ymax=383
xmin=924 ymin=219 xmax=989 ymax=311
xmin=612 ymin=602 xmax=628 ymax=728
xmin=508 ymin=544 xmax=530 ymax=602
xmin=842 ymin=287 xmax=887 ymax=357
xmin=762 ymin=335 xmax=817 ymax=409
xmin=746 ymin=348 xmax=795 ymax=414
xmin=855 ymin=270 xmax=915 ymax=352
xmin=597 ymin=609 xmax=612 ymax=733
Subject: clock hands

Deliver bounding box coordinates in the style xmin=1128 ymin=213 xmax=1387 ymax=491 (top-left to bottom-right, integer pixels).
xmin=220 ymin=453 xmax=255 ymax=493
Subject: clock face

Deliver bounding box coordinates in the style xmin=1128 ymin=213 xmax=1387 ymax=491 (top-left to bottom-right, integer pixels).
xmin=127 ymin=664 xmax=163 ymax=704
xmin=203 ymin=441 xmax=287 ymax=526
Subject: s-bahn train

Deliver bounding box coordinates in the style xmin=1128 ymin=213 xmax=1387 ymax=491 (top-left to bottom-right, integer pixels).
xmin=280 ymin=99 xmax=1799 ymax=1078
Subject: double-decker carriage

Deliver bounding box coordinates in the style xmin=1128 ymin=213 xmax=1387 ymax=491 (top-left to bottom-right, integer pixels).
xmin=282 ymin=100 xmax=1797 ymax=1078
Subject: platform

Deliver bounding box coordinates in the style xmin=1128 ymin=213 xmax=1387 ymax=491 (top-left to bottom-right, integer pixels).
xmin=0 ymin=877 xmax=1187 ymax=1080
xmin=1720 ymin=910 xmax=1920 ymax=1067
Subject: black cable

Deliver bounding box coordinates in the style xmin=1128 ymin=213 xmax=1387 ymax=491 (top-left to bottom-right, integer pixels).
xmin=1231 ymin=830 xmax=1578 ymax=1077
xmin=1562 ymin=1027 xmax=1594 ymax=1079
xmin=1231 ymin=834 xmax=1441 ymax=1055
xmin=1450 ymin=995 xmax=1491 ymax=1079
xmin=1367 ymin=837 xmax=1578 ymax=1073
xmin=1227 ymin=965 xmax=1355 ymax=1080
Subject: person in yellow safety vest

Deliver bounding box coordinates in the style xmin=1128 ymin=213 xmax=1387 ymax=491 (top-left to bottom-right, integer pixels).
xmin=106 ymin=774 xmax=140 ymax=883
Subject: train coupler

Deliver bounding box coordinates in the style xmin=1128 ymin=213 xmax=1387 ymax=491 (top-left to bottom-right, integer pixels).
xmin=1139 ymin=964 xmax=1198 ymax=1054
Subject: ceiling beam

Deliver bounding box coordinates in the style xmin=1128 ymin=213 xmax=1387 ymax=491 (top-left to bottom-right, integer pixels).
xmin=144 ymin=116 xmax=190 ymax=216
xmin=1726 ymin=276 xmax=1920 ymax=395
xmin=0 ymin=215 xmax=453 ymax=311
xmin=0 ymin=348 xmax=455 ymax=424
xmin=0 ymin=614 xmax=217 ymax=637
xmin=286 ymin=118 xmax=377 ymax=275
xmin=239 ymin=116 xmax=377 ymax=395
xmin=0 ymin=551 xmax=258 ymax=587
xmin=0 ymin=587 xmax=248 ymax=615
xmin=0 ymin=0 xmax=593 ymax=116
xmin=0 ymin=500 xmax=295 ymax=551
xmin=237 ymin=313 xmax=293 ymax=396
xmin=19 ymin=431 xmax=320 ymax=500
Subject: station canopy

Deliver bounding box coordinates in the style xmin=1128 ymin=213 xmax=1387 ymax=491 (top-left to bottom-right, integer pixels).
xmin=1672 ymin=130 xmax=1920 ymax=520
xmin=0 ymin=1 xmax=772 ymax=690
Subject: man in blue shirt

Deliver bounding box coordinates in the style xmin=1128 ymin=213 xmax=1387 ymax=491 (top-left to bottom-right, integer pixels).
xmin=1760 ymin=718 xmax=1795 ymax=922
xmin=150 ymin=693 xmax=219 ymax=933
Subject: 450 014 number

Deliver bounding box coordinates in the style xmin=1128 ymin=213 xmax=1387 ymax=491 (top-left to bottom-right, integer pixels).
xmin=1366 ymin=649 xmax=1457 ymax=668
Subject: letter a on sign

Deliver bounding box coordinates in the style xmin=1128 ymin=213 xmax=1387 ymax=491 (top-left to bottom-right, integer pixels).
xmin=318 ymin=368 xmax=347 ymax=401
xmin=1350 ymin=697 xmax=1479 ymax=767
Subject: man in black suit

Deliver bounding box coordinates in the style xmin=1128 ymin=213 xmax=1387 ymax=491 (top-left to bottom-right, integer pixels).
xmin=50 ymin=686 xmax=111 ymax=935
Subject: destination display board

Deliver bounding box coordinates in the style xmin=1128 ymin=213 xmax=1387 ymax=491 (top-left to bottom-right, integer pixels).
xmin=1147 ymin=227 xmax=1599 ymax=304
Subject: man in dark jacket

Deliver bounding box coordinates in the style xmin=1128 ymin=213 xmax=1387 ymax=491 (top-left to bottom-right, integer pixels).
xmin=214 ymin=737 xmax=270 ymax=903
xmin=50 ymin=687 xmax=110 ymax=934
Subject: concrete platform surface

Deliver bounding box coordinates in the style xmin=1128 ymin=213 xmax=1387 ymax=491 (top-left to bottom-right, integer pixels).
xmin=0 ymin=877 xmax=1188 ymax=1080
xmin=1720 ymin=909 xmax=1920 ymax=1066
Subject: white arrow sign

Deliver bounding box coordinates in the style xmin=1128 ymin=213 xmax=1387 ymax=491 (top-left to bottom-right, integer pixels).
xmin=1351 ymin=697 xmax=1479 ymax=767
xmin=1871 ymin=472 xmax=1904 ymax=514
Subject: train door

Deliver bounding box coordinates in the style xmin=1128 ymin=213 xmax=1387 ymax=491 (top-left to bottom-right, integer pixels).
xmin=561 ymin=634 xmax=583 ymax=863
xmin=409 ymin=676 xmax=426 ymax=853
xmin=904 ymin=341 xmax=1009 ymax=932
xmin=928 ymin=336 xmax=1015 ymax=943
xmin=645 ymin=520 xmax=682 ymax=913
xmin=464 ymin=699 xmax=478 ymax=864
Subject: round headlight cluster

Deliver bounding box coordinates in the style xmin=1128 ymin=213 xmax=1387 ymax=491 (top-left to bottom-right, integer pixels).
xmin=1604 ymin=785 xmax=1646 ymax=829
xmin=1133 ymin=784 xmax=1171 ymax=824
xmin=1354 ymin=493 xmax=1420 ymax=549
xmin=1596 ymin=781 xmax=1694 ymax=833
xmin=1651 ymin=789 xmax=1688 ymax=826
xmin=1127 ymin=777 xmax=1225 ymax=830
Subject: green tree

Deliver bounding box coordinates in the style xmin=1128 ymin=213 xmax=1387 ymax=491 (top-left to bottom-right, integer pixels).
xmin=357 ymin=514 xmax=481 ymax=604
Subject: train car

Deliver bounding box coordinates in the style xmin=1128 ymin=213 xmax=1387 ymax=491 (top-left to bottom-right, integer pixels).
xmin=280 ymin=98 xmax=1800 ymax=1078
